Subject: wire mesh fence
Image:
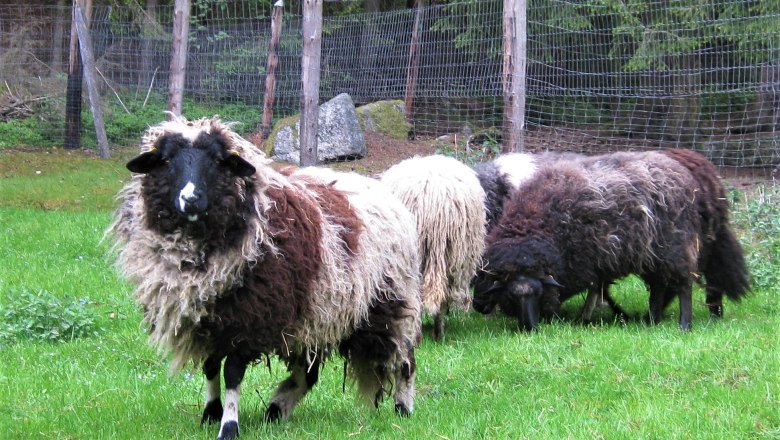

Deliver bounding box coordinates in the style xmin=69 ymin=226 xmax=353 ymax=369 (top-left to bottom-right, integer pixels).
xmin=0 ymin=0 xmax=778 ymax=168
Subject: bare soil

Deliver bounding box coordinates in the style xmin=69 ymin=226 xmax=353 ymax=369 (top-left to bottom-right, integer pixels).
xmin=331 ymin=130 xmax=778 ymax=190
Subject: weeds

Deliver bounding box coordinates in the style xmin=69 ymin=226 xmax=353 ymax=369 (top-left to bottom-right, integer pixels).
xmin=0 ymin=288 xmax=100 ymax=344
xmin=731 ymin=184 xmax=780 ymax=292
xmin=435 ymin=133 xmax=502 ymax=164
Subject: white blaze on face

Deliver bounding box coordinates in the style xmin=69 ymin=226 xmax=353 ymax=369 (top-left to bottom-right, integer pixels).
xmin=178 ymin=181 xmax=201 ymax=221
xmin=178 ymin=181 xmax=197 ymax=212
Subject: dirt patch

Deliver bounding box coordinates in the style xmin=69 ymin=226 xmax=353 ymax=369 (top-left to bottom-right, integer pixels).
xmin=327 ymin=132 xmax=441 ymax=177
xmin=328 ymin=129 xmax=778 ymax=188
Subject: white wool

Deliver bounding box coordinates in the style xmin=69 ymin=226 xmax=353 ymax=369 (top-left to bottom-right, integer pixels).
xmin=493 ymin=152 xmax=538 ymax=188
xmin=292 ymin=167 xmax=422 ymax=350
xmin=381 ymin=155 xmax=486 ymax=316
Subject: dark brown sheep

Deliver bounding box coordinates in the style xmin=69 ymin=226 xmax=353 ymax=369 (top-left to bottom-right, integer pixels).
xmin=473 ymin=150 xmax=749 ymax=331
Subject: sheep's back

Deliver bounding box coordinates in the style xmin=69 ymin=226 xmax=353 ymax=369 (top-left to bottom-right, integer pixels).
xmin=381 ymin=155 xmax=486 ymax=314
xmin=290 ymin=167 xmax=422 ymax=350
xmin=493 ymin=152 xmax=700 ymax=293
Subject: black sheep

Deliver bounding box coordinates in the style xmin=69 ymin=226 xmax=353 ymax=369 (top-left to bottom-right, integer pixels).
xmin=473 ymin=150 xmax=749 ymax=331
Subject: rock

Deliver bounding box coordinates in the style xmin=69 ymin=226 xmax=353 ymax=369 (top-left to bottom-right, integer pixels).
xmin=355 ymin=100 xmax=411 ymax=140
xmin=268 ymin=93 xmax=366 ymax=163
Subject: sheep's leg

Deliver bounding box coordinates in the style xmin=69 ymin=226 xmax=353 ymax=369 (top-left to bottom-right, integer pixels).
xmin=265 ymin=357 xmax=321 ymax=423
xmin=677 ymin=282 xmax=693 ymax=331
xmin=394 ymin=339 xmax=417 ymax=416
xmin=201 ymin=355 xmax=224 ymax=425
xmin=433 ymin=303 xmax=448 ymax=341
xmin=705 ymin=286 xmax=724 ymax=318
xmin=581 ymin=285 xmax=602 ymax=322
xmin=644 ymin=276 xmax=667 ymax=325
xmin=217 ymin=354 xmax=247 ymax=440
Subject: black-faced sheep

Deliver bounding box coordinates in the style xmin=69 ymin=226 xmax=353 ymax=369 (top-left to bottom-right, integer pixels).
xmin=470 ymin=151 xmax=627 ymax=321
xmin=108 ymin=116 xmax=422 ymax=440
xmin=381 ymin=154 xmax=486 ymax=340
xmin=473 ymin=150 xmax=749 ymax=331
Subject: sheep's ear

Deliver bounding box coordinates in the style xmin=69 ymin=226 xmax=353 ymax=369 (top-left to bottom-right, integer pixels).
xmin=224 ymin=154 xmax=256 ymax=177
xmin=126 ymin=150 xmax=163 ymax=174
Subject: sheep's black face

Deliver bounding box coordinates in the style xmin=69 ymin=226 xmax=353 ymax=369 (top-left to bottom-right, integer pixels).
xmin=476 ymin=237 xmax=564 ymax=331
xmin=126 ymin=131 xmax=256 ymax=234
xmin=502 ymin=275 xmax=544 ymax=331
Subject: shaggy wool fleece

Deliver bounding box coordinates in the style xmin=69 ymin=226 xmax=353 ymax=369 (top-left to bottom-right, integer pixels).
xmin=381 ymin=154 xmax=486 ymax=315
xmin=108 ymin=116 xmax=421 ymax=371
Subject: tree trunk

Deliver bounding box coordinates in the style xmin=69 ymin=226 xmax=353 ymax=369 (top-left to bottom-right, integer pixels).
xmin=74 ymin=4 xmax=109 ymax=158
xmin=666 ymin=53 xmax=700 ymax=145
xmin=167 ymin=0 xmax=190 ymax=119
xmin=64 ymin=0 xmax=91 ymax=150
xmin=300 ymin=0 xmax=323 ymax=166
xmin=753 ymin=61 xmax=780 ymax=133
xmin=359 ymin=0 xmax=381 ymax=100
xmin=51 ymin=0 xmax=66 ymax=72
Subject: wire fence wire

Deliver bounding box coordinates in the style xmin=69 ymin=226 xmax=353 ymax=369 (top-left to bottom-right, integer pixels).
xmin=0 ymin=0 xmax=778 ymax=168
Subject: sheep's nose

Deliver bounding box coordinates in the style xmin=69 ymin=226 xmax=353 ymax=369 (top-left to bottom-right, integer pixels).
xmin=178 ymin=182 xmax=205 ymax=213
xmin=182 ymin=191 xmax=200 ymax=202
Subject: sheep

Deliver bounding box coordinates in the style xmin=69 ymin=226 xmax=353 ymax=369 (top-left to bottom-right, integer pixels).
xmin=470 ymin=151 xmax=627 ymax=321
xmin=108 ymin=116 xmax=422 ymax=440
xmin=473 ymin=150 xmax=749 ymax=331
xmin=380 ymin=154 xmax=486 ymax=340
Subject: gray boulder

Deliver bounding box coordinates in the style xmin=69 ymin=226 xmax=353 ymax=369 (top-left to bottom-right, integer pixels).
xmin=269 ymin=93 xmax=367 ymax=163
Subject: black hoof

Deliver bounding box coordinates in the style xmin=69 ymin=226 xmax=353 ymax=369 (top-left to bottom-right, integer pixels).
xmin=217 ymin=420 xmax=239 ymax=440
xmin=264 ymin=403 xmax=282 ymax=423
xmin=708 ymin=304 xmax=724 ymax=318
xmin=201 ymin=399 xmax=223 ymax=425
xmin=394 ymin=403 xmax=411 ymax=417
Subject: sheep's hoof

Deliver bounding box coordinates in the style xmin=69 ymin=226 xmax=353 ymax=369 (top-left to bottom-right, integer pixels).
xmin=394 ymin=402 xmax=412 ymax=417
xmin=708 ymin=304 xmax=724 ymax=318
xmin=217 ymin=421 xmax=239 ymax=440
xmin=264 ymin=403 xmax=283 ymax=423
xmin=201 ymin=399 xmax=223 ymax=425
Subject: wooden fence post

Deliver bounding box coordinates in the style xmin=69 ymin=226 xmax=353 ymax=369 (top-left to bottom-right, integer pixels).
xmin=260 ymin=0 xmax=284 ymax=141
xmin=404 ymin=0 xmax=425 ymax=127
xmin=74 ymin=4 xmax=109 ymax=158
xmin=300 ymin=0 xmax=323 ymax=166
xmin=167 ymin=0 xmax=190 ymax=119
xmin=64 ymin=0 xmax=90 ymax=150
xmin=502 ymin=0 xmax=527 ymax=152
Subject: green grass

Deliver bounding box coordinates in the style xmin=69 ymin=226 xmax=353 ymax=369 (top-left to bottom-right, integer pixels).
xmin=0 ymin=150 xmax=778 ymax=439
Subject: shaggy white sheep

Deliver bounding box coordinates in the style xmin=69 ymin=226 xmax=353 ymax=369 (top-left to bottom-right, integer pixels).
xmin=381 ymin=154 xmax=486 ymax=339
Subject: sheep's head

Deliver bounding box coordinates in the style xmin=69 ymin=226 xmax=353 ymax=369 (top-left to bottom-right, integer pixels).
xmin=474 ymin=237 xmax=563 ymax=331
xmin=126 ymin=127 xmax=256 ymax=235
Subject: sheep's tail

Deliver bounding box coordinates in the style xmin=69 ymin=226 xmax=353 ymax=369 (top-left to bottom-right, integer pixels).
xmin=661 ymin=149 xmax=751 ymax=307
xmin=701 ymin=225 xmax=751 ymax=303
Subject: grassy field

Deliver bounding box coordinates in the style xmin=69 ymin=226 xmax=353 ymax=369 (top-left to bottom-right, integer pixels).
xmin=0 ymin=149 xmax=778 ymax=439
